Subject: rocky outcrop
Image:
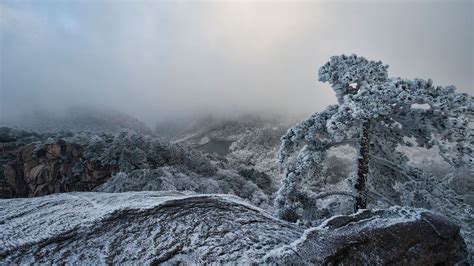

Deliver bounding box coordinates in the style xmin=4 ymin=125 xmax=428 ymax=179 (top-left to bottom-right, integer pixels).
xmin=0 ymin=192 xmax=302 ymax=264
xmin=0 ymin=140 xmax=116 ymax=198
xmin=0 ymin=192 xmax=468 ymax=264
xmin=0 ymin=128 xmax=274 ymax=207
xmin=265 ymin=207 xmax=469 ymax=265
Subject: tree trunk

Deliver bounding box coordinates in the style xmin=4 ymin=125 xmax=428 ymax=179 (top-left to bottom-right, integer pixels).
xmin=354 ymin=120 xmax=370 ymax=212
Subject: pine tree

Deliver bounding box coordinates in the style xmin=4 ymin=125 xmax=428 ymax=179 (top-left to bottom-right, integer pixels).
xmin=275 ymin=54 xmax=473 ymax=221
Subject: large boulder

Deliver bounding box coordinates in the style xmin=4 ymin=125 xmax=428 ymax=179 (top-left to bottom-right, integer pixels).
xmin=265 ymin=207 xmax=469 ymax=265
xmin=0 ymin=192 xmax=468 ymax=264
xmin=0 ymin=192 xmax=302 ymax=264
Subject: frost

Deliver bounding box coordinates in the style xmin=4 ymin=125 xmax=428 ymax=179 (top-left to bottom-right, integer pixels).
xmin=96 ymin=167 xmax=272 ymax=208
xmin=0 ymin=192 xmax=465 ymax=264
xmin=0 ymin=192 xmax=303 ymax=264
xmin=411 ymin=103 xmax=431 ymax=110
xmin=276 ymin=54 xmax=473 ymax=225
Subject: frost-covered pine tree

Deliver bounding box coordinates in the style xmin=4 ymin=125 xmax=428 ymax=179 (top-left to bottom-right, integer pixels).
xmin=275 ymin=54 xmax=473 ymax=222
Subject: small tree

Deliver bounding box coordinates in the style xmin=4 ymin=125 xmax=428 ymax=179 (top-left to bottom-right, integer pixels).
xmin=275 ymin=54 xmax=473 ymax=222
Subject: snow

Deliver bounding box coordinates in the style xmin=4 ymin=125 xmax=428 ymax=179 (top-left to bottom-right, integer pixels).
xmin=1 ymin=192 xmax=466 ymax=264
xmin=411 ymin=103 xmax=431 ymax=110
xmin=0 ymin=192 xmax=303 ymax=264
xmin=262 ymin=205 xmax=466 ymax=264
xmin=171 ymin=133 xmax=198 ymax=144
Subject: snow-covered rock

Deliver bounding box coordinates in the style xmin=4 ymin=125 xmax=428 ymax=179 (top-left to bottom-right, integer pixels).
xmin=0 ymin=192 xmax=302 ymax=264
xmin=265 ymin=207 xmax=469 ymax=264
xmin=0 ymin=192 xmax=468 ymax=264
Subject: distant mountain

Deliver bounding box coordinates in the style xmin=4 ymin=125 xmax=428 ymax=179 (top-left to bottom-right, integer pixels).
xmin=167 ymin=113 xmax=290 ymax=145
xmin=3 ymin=106 xmax=153 ymax=135
xmin=158 ymin=114 xmax=294 ymax=176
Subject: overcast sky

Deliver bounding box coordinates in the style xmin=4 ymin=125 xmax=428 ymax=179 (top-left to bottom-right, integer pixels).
xmin=1 ymin=0 xmax=472 ymax=124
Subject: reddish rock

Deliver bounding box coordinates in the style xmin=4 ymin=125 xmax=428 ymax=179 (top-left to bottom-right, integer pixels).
xmin=1 ymin=140 xmax=116 ymax=198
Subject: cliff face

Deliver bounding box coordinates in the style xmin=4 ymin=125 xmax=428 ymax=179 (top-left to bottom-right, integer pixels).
xmin=0 ymin=192 xmax=468 ymax=264
xmin=0 ymin=128 xmax=274 ymax=209
xmin=0 ymin=140 xmax=116 ymax=198
xmin=0 ymin=126 xmax=213 ymax=199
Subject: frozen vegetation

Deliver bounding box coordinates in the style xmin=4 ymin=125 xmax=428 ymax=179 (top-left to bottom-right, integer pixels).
xmin=274 ymin=54 xmax=473 ymax=261
xmin=0 ymin=54 xmax=472 ymax=264
xmin=0 ymin=127 xmax=274 ymax=208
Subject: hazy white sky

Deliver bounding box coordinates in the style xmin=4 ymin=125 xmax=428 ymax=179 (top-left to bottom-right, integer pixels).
xmin=1 ymin=0 xmax=473 ymax=124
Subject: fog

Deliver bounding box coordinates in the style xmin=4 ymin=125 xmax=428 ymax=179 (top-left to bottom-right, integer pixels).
xmin=1 ymin=0 xmax=472 ymax=126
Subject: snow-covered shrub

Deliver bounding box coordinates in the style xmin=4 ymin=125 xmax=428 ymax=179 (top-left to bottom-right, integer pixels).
xmin=96 ymin=166 xmax=272 ymax=208
xmin=228 ymin=125 xmax=288 ymax=179
xmin=64 ymin=130 xmax=218 ymax=175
